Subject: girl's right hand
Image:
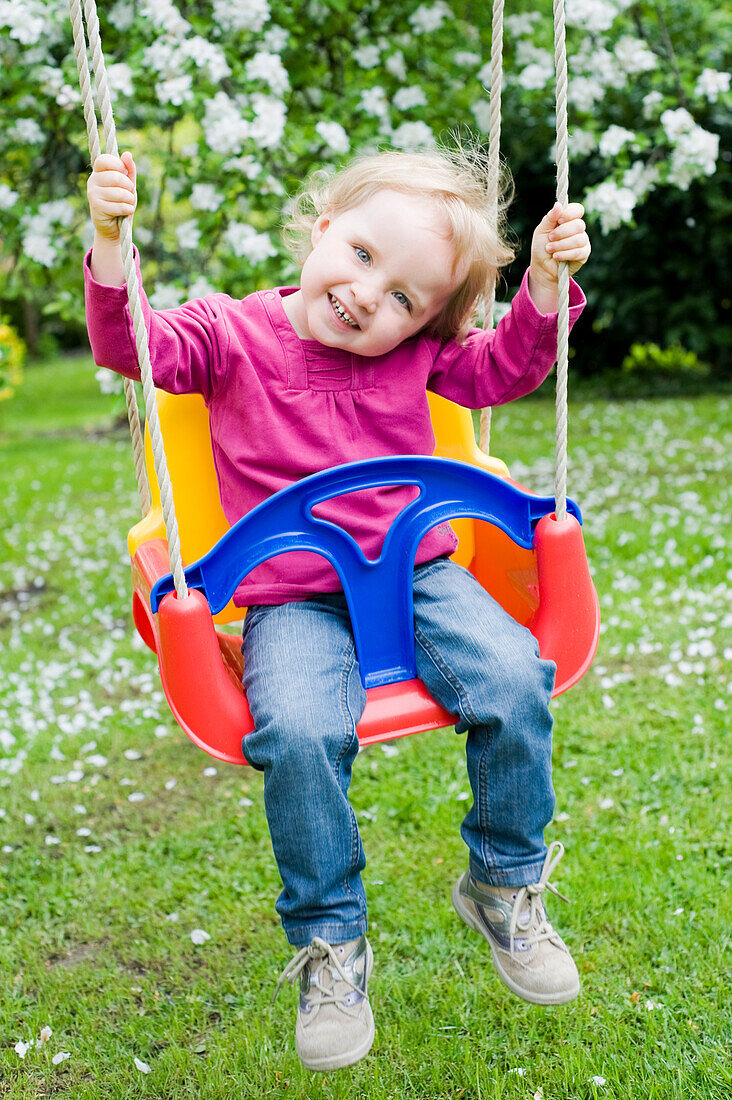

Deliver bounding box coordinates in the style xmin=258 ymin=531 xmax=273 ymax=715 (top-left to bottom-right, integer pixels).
xmin=87 ymin=151 xmax=137 ymax=240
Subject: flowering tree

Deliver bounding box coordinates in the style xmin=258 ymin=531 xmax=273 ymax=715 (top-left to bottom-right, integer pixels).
xmin=1 ymin=0 xmax=729 ymax=367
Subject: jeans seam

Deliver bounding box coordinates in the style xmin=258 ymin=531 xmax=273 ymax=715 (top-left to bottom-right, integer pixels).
xmin=337 ymin=641 xmax=367 ymax=927
xmin=475 ymin=727 xmax=497 ymax=878
xmin=415 ymin=626 xmax=480 ymax=727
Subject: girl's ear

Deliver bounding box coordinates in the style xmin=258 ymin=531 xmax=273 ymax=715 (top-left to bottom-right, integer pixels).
xmin=311 ymin=212 xmax=331 ymax=247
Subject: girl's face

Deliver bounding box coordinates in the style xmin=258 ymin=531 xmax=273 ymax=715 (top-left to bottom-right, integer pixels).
xmin=286 ymin=190 xmax=463 ymax=356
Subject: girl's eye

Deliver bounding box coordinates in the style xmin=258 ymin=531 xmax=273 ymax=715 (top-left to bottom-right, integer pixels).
xmin=355 ymin=246 xmax=370 ymax=264
xmin=393 ymin=291 xmax=412 ymax=312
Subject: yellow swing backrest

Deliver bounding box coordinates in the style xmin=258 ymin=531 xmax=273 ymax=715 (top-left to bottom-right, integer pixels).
xmin=127 ymin=390 xmax=511 ymax=624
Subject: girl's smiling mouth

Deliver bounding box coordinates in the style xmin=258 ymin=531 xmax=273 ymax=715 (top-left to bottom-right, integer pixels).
xmin=328 ymin=293 xmax=360 ymax=329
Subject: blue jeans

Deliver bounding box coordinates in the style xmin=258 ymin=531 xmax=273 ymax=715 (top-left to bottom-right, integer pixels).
xmin=241 ymin=557 xmax=556 ymax=947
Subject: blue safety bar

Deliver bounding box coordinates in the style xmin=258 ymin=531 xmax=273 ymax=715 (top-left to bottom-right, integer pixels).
xmin=151 ymin=456 xmax=581 ymax=689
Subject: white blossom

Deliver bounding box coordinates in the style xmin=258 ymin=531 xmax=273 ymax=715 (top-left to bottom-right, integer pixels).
xmin=569 ymin=129 xmax=596 ymax=157
xmin=142 ymin=40 xmax=180 ymax=74
xmin=613 ymin=35 xmax=656 ymax=74
xmin=22 ymin=201 xmax=73 ymax=266
xmin=190 ymin=184 xmax=223 ymax=212
xmin=212 ymin=0 xmax=270 ymax=34
xmin=585 ymin=179 xmax=637 ymax=232
xmin=598 ymin=125 xmax=636 ymax=157
xmin=14 ymin=1040 xmax=29 ymax=1058
xmin=392 ymin=86 xmax=428 ymax=111
xmin=249 ymin=94 xmax=287 ymax=149
xmin=106 ymin=62 xmax=135 ymax=98
xmin=0 ymin=184 xmax=19 ymax=210
xmin=245 ymin=51 xmax=290 ymax=96
xmin=176 ymin=219 xmax=201 ymax=250
xmin=181 ymin=38 xmax=231 ymax=82
xmin=409 ymin=2 xmax=451 ymax=35
xmin=661 ymin=107 xmax=695 ymax=141
xmin=203 ymin=92 xmax=250 ymax=155
xmin=385 ymin=51 xmax=407 ymax=82
xmin=56 ymin=83 xmax=81 ymax=109
xmin=668 ymin=126 xmax=719 ymax=189
xmin=12 ymin=118 xmax=45 ymax=145
xmin=190 ymin=928 xmax=211 ymax=945
xmin=149 ymin=284 xmax=183 ymax=310
xmin=353 ymin=44 xmax=381 ymax=69
xmin=223 ymin=155 xmax=263 ymax=179
xmin=188 ymin=277 xmax=217 ymax=298
xmin=622 ymin=161 xmax=659 ymax=202
xmin=517 ymin=61 xmax=554 ymax=91
xmin=139 ymin=0 xmax=189 ymax=38
xmin=108 ymin=1 xmax=135 ymax=32
xmin=315 ymin=120 xmax=350 ymax=155
xmin=454 ymin=51 xmax=481 ymax=68
xmin=566 ymin=0 xmax=619 ymax=33
xmin=263 ymin=25 xmax=289 ymax=53
xmin=568 ymin=74 xmax=606 ymax=110
xmin=156 ymin=74 xmax=193 ymax=107
xmin=471 ymin=99 xmax=492 ymax=132
xmin=1 ymin=0 xmax=45 ymax=45
xmin=359 ymin=86 xmax=389 ymax=119
xmin=642 ymin=90 xmax=664 ymax=119
xmin=390 ymin=121 xmax=435 ymax=149
xmin=694 ymin=68 xmax=731 ymax=103
xmin=505 ymin=13 xmax=541 ymax=36
xmin=223 ymin=222 xmax=277 ymax=263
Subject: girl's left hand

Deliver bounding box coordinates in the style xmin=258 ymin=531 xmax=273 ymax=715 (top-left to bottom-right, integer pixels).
xmin=530 ymin=202 xmax=591 ymax=286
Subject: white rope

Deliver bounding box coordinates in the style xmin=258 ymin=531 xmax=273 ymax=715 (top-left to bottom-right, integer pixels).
xmin=553 ymin=0 xmax=571 ymax=522
xmin=68 ymin=0 xmax=150 ymax=517
xmin=69 ymin=0 xmax=188 ymax=598
xmin=479 ymin=0 xmax=505 ymax=456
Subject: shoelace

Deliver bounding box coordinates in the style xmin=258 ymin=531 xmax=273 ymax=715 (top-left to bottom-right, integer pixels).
xmin=272 ymin=936 xmax=365 ymax=1007
xmin=509 ymin=841 xmax=570 ymax=957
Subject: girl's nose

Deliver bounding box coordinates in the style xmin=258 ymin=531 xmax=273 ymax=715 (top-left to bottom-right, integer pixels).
xmin=351 ymin=281 xmax=378 ymax=312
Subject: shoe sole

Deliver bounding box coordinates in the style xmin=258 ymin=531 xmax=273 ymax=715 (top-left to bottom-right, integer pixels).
xmin=297 ymin=942 xmax=375 ymax=1072
xmin=451 ymin=878 xmax=580 ymax=1006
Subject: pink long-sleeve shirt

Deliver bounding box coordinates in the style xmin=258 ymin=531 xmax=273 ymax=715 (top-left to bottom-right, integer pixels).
xmin=84 ymin=251 xmax=585 ymax=605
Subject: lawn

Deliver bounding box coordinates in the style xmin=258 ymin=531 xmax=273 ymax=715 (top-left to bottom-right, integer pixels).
xmin=0 ymin=356 xmax=730 ymax=1099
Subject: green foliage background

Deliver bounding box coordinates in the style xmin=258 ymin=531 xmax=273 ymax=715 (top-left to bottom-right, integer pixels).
xmin=1 ymin=0 xmax=730 ymax=377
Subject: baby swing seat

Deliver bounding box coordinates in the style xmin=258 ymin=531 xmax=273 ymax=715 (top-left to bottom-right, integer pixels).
xmin=129 ymin=392 xmax=600 ymax=765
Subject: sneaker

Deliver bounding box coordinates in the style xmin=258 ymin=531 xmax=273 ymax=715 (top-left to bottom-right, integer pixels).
xmin=451 ymin=841 xmax=580 ymax=1005
xmin=274 ymin=935 xmax=374 ymax=1071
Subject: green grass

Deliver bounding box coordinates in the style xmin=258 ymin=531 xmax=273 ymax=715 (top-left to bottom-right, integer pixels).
xmin=0 ymin=358 xmax=730 ymax=1099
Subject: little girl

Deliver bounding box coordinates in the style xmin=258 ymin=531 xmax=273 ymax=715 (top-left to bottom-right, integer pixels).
xmin=86 ymin=144 xmax=591 ymax=1072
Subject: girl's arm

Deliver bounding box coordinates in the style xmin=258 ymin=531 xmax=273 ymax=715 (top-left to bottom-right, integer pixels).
xmin=85 ymin=152 xmax=224 ymax=400
xmin=427 ymin=202 xmax=590 ymax=407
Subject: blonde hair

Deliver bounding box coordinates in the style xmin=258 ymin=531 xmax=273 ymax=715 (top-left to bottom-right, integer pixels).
xmin=282 ymin=141 xmax=515 ymax=340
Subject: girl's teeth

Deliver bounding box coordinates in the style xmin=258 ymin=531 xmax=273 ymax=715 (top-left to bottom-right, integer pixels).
xmin=330 ymin=295 xmax=358 ymax=327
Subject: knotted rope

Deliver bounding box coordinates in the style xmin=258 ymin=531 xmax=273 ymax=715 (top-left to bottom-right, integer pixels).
xmin=69 ymin=0 xmax=189 ymax=598
xmin=553 ymin=0 xmax=571 ymax=522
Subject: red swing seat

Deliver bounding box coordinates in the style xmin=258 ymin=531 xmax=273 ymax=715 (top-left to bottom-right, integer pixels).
xmin=129 ymin=391 xmax=600 ymax=765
